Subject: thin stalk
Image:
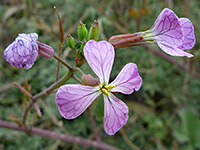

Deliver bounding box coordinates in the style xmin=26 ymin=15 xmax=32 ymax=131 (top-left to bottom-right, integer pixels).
xmin=54 ymin=6 xmax=64 ymax=81
xmin=53 ymin=54 xmax=73 ymax=70
xmin=22 ymin=70 xmax=74 ymax=124
xmin=0 ymin=120 xmax=119 ymax=150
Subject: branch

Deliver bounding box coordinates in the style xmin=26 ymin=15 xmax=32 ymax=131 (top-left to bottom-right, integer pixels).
xmin=22 ymin=70 xmax=75 ymax=124
xmin=53 ymin=54 xmax=73 ymax=70
xmin=0 ymin=120 xmax=119 ymax=150
xmin=54 ymin=6 xmax=64 ymax=81
xmin=87 ymin=108 xmax=101 ymax=142
xmin=120 ymin=128 xmax=141 ymax=150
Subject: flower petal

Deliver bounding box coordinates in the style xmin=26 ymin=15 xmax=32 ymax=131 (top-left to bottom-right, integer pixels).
xmin=110 ymin=63 xmax=142 ymax=94
xmin=56 ymin=84 xmax=100 ymax=119
xmin=103 ymin=93 xmax=129 ymax=135
xmin=84 ymin=40 xmax=115 ymax=84
xmin=157 ymin=41 xmax=193 ymax=58
xmin=150 ymin=8 xmax=184 ymax=47
xmin=4 ymin=33 xmax=39 ymax=69
xmin=178 ymin=18 xmax=195 ymax=50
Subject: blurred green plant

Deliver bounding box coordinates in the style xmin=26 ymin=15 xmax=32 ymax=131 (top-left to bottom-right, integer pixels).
xmin=174 ymin=108 xmax=200 ymax=150
xmin=0 ymin=0 xmax=200 ymax=150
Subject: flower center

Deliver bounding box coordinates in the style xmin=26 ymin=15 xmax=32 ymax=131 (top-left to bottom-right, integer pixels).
xmin=100 ymin=84 xmax=115 ymax=96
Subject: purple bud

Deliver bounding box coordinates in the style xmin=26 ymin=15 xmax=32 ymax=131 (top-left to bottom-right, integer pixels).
xmin=81 ymin=74 xmax=100 ymax=86
xmin=38 ymin=42 xmax=54 ymax=58
xmin=4 ymin=33 xmax=39 ymax=69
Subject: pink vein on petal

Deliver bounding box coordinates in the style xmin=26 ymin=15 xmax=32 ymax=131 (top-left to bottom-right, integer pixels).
xmin=103 ymin=94 xmax=128 ymax=135
xmin=178 ymin=18 xmax=195 ymax=50
xmin=84 ymin=40 xmax=115 ymax=84
xmin=110 ymin=63 xmax=142 ymax=95
xmin=56 ymin=84 xmax=100 ymax=119
xmin=150 ymin=8 xmax=184 ymax=47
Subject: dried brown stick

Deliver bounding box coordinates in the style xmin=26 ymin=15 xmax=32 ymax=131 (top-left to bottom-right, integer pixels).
xmin=13 ymin=82 xmax=42 ymax=117
xmin=0 ymin=120 xmax=119 ymax=150
xmin=54 ymin=6 xmax=64 ymax=81
xmin=87 ymin=108 xmax=101 ymax=142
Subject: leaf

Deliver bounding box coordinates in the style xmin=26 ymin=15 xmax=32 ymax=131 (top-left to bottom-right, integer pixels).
xmin=174 ymin=108 xmax=200 ymax=148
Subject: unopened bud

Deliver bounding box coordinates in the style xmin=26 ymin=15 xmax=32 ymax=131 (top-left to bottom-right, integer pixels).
xmin=81 ymin=74 xmax=100 ymax=86
xmin=67 ymin=34 xmax=75 ymax=49
xmin=88 ymin=20 xmax=100 ymax=41
xmin=77 ymin=22 xmax=88 ymax=41
xmin=80 ymin=41 xmax=86 ymax=56
xmin=38 ymin=42 xmax=54 ymax=58
xmin=4 ymin=33 xmax=38 ymax=69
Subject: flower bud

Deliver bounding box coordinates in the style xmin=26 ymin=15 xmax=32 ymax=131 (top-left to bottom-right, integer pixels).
xmin=80 ymin=41 xmax=86 ymax=56
xmin=67 ymin=34 xmax=75 ymax=49
xmin=77 ymin=22 xmax=88 ymax=41
xmin=4 ymin=33 xmax=39 ymax=69
xmin=88 ymin=20 xmax=100 ymax=41
xmin=81 ymin=74 xmax=100 ymax=86
xmin=38 ymin=42 xmax=54 ymax=58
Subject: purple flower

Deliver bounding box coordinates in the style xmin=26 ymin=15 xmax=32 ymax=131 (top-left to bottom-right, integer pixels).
xmin=56 ymin=40 xmax=142 ymax=135
xmin=4 ymin=33 xmax=55 ymax=69
xmin=141 ymin=8 xmax=195 ymax=58
xmin=4 ymin=33 xmax=39 ymax=69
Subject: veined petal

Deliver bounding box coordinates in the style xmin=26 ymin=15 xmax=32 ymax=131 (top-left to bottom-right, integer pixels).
xmin=56 ymin=84 xmax=100 ymax=119
xmin=149 ymin=8 xmax=184 ymax=47
xmin=178 ymin=18 xmax=195 ymax=50
xmin=110 ymin=63 xmax=142 ymax=94
xmin=157 ymin=41 xmax=193 ymax=58
xmin=84 ymin=40 xmax=115 ymax=84
xmin=103 ymin=93 xmax=129 ymax=135
xmin=4 ymin=33 xmax=39 ymax=69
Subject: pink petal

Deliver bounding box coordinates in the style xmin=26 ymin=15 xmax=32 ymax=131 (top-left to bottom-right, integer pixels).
xmin=103 ymin=93 xmax=128 ymax=135
xmin=84 ymin=40 xmax=115 ymax=84
xmin=110 ymin=63 xmax=142 ymax=94
xmin=56 ymin=84 xmax=100 ymax=119
xmin=157 ymin=41 xmax=193 ymax=58
xmin=178 ymin=18 xmax=195 ymax=50
xmin=151 ymin=8 xmax=184 ymax=47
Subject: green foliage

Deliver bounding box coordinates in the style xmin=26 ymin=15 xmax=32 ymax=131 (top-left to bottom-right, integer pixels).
xmin=174 ymin=108 xmax=200 ymax=149
xmin=0 ymin=0 xmax=200 ymax=150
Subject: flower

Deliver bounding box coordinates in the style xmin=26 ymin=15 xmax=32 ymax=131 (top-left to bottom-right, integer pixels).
xmin=140 ymin=8 xmax=195 ymax=58
xmin=4 ymin=33 xmax=39 ymax=69
xmin=56 ymin=40 xmax=142 ymax=135
xmin=4 ymin=33 xmax=54 ymax=69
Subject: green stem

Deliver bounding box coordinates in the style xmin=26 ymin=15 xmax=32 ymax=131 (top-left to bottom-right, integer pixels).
xmin=53 ymin=54 xmax=73 ymax=70
xmin=22 ymin=70 xmax=75 ymax=125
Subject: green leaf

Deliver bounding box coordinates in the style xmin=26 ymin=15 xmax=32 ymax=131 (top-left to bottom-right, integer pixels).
xmin=174 ymin=108 xmax=200 ymax=148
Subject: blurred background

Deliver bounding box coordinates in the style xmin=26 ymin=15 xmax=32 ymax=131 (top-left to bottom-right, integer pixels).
xmin=0 ymin=0 xmax=200 ymax=150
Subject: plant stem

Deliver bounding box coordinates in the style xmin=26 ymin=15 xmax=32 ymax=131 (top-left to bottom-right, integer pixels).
xmin=53 ymin=54 xmax=73 ymax=70
xmin=0 ymin=120 xmax=119 ymax=150
xmin=54 ymin=6 xmax=64 ymax=81
xmin=120 ymin=128 xmax=141 ymax=150
xmin=87 ymin=108 xmax=101 ymax=142
xmin=22 ymin=70 xmax=74 ymax=124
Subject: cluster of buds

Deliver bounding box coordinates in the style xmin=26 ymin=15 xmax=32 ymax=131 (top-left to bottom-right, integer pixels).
xmin=67 ymin=20 xmax=100 ymax=66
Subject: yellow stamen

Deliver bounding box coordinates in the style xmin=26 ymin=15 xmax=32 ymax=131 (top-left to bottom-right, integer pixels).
xmin=100 ymin=84 xmax=116 ymax=96
xmin=101 ymin=88 xmax=110 ymax=96
xmin=104 ymin=85 xmax=116 ymax=90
